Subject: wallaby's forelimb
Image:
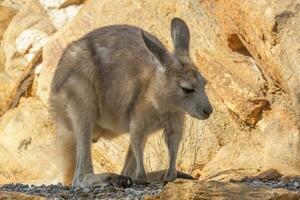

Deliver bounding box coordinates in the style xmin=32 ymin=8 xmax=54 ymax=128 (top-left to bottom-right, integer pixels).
xmin=163 ymin=114 xmax=184 ymax=182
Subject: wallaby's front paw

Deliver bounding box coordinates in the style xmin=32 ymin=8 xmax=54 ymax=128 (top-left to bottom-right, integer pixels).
xmin=74 ymin=173 xmax=132 ymax=188
xmin=164 ymin=169 xmax=177 ymax=183
xmin=110 ymin=175 xmax=133 ymax=188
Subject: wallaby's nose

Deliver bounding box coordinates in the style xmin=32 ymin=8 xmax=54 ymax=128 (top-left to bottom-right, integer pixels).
xmin=203 ymin=107 xmax=213 ymax=116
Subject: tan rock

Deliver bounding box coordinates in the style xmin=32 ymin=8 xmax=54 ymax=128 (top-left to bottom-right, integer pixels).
xmin=2 ymin=0 xmax=55 ymax=80
xmin=38 ymin=0 xmax=84 ymax=9
xmin=282 ymin=175 xmax=300 ymax=184
xmin=0 ymin=97 xmax=60 ymax=184
xmin=1 ymin=0 xmax=27 ymax=10
xmin=0 ymin=71 xmax=14 ymax=115
xmin=241 ymin=169 xmax=283 ymax=182
xmin=146 ymin=179 xmax=300 ymax=200
xmin=38 ymin=0 xmax=83 ymax=29
xmin=0 ymin=0 xmax=55 ymax=115
xmin=0 ymin=5 xmax=17 ymax=40
xmin=0 ymin=191 xmax=45 ymax=200
xmin=0 ymin=46 xmax=5 ymax=71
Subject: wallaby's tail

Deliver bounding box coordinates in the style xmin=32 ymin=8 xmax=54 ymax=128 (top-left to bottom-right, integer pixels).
xmin=147 ymin=170 xmax=195 ymax=183
xmin=57 ymin=128 xmax=76 ymax=186
xmin=176 ymin=171 xmax=195 ymax=180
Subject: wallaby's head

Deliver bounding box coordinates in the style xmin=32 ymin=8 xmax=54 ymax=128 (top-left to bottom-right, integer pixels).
xmin=142 ymin=17 xmax=213 ymax=120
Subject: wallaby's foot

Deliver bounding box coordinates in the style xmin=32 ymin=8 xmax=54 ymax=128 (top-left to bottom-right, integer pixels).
xmin=106 ymin=174 xmax=133 ymax=188
xmin=164 ymin=169 xmax=177 ymax=183
xmin=133 ymin=173 xmax=150 ymax=185
xmin=73 ymin=173 xmax=133 ymax=188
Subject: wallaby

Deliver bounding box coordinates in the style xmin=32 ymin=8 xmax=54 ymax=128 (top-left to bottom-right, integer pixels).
xmin=49 ymin=18 xmax=213 ymax=188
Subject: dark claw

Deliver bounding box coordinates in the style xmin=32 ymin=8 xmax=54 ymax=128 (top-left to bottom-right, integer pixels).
xmin=163 ymin=181 xmax=169 ymax=186
xmin=112 ymin=175 xmax=133 ymax=188
xmin=176 ymin=171 xmax=195 ymax=180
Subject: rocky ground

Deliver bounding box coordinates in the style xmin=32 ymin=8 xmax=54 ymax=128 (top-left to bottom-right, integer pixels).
xmin=2 ymin=170 xmax=300 ymax=200
xmin=235 ymin=169 xmax=300 ymax=192
xmin=239 ymin=179 xmax=300 ymax=192
xmin=1 ymin=0 xmax=300 ymax=186
xmin=0 ymin=183 xmax=163 ymax=199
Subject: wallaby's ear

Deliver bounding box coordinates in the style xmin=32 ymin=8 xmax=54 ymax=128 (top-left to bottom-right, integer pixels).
xmin=142 ymin=30 xmax=171 ymax=67
xmin=171 ymin=17 xmax=190 ymax=62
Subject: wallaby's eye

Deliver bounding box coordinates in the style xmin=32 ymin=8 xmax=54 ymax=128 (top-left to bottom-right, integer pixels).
xmin=181 ymin=87 xmax=195 ymax=94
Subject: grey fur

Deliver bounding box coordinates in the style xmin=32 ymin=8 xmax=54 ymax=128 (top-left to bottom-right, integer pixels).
xmin=49 ymin=18 xmax=213 ymax=187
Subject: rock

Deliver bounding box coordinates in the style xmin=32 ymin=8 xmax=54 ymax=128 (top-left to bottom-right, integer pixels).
xmin=2 ymin=0 xmax=55 ymax=80
xmin=38 ymin=0 xmax=84 ymax=9
xmin=0 ymin=0 xmax=55 ymax=115
xmin=281 ymin=175 xmax=300 ymax=184
xmin=43 ymin=5 xmax=82 ymax=29
xmin=0 ymin=5 xmax=13 ymax=114
xmin=146 ymin=179 xmax=300 ymax=200
xmin=0 ymin=191 xmax=45 ymax=200
xmin=0 ymin=71 xmax=14 ymax=115
xmin=241 ymin=169 xmax=283 ymax=182
xmin=0 ymin=5 xmax=17 ymax=40
xmin=39 ymin=0 xmax=83 ymax=29
xmin=0 ymin=45 xmax=5 ymax=71
xmin=0 ymin=97 xmax=60 ymax=184
xmin=0 ymin=0 xmax=27 ymax=10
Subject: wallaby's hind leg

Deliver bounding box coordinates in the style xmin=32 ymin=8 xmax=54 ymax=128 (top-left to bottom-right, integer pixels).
xmin=55 ymin=74 xmax=132 ymax=188
xmin=72 ymin=118 xmax=131 ymax=187
xmin=70 ymin=113 xmax=131 ymax=187
xmin=121 ymin=144 xmax=137 ymax=177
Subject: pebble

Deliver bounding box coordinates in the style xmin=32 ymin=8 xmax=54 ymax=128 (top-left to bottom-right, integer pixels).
xmin=0 ymin=182 xmax=163 ymax=199
xmin=242 ymin=179 xmax=300 ymax=192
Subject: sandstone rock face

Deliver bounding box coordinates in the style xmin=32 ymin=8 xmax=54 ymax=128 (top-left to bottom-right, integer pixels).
xmin=0 ymin=0 xmax=55 ymax=116
xmin=2 ymin=0 xmax=55 ymax=80
xmin=0 ymin=5 xmax=16 ymax=40
xmin=146 ymin=179 xmax=300 ymax=200
xmin=38 ymin=0 xmax=83 ymax=29
xmin=0 ymin=0 xmax=299 ymax=185
xmin=0 ymin=98 xmax=60 ymax=184
xmin=0 ymin=0 xmax=27 ymax=10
